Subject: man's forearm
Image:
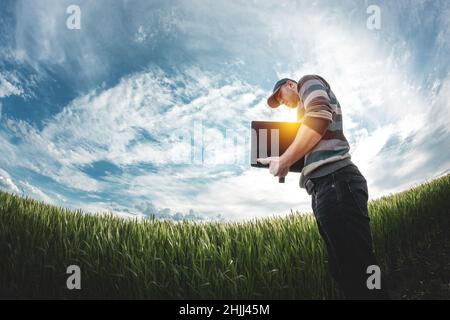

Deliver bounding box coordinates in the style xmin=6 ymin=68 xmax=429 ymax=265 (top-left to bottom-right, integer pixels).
xmin=280 ymin=121 xmax=326 ymax=167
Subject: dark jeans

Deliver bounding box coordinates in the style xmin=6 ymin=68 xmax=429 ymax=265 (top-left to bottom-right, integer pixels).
xmin=306 ymin=164 xmax=389 ymax=299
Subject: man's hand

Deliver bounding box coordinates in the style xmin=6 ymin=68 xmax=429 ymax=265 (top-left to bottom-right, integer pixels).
xmin=256 ymin=118 xmax=329 ymax=181
xmin=257 ymin=156 xmax=290 ymax=178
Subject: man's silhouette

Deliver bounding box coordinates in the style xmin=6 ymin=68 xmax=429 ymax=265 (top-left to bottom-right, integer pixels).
xmin=258 ymin=75 xmax=389 ymax=299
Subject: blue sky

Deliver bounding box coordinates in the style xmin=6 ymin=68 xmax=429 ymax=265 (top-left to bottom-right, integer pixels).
xmin=0 ymin=0 xmax=449 ymax=221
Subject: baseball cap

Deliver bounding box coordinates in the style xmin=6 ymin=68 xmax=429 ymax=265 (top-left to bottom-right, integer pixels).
xmin=267 ymin=78 xmax=296 ymax=108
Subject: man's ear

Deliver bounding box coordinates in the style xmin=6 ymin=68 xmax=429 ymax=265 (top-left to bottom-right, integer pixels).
xmin=287 ymin=80 xmax=297 ymax=90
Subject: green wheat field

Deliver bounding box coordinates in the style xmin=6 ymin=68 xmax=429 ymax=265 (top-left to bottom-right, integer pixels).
xmin=1 ymin=174 xmax=449 ymax=299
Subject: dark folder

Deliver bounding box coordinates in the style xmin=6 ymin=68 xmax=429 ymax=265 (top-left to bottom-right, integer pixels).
xmin=250 ymin=121 xmax=305 ymax=182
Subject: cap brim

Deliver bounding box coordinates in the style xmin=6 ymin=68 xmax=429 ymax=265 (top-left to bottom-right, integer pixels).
xmin=267 ymin=89 xmax=281 ymax=108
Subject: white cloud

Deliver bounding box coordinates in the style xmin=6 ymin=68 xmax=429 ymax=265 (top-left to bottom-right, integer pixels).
xmin=170 ymin=169 xmax=312 ymax=221
xmin=0 ymin=63 xmax=313 ymax=220
xmin=18 ymin=180 xmax=55 ymax=204
xmin=0 ymin=167 xmax=56 ymax=205
xmin=134 ymin=26 xmax=147 ymax=43
xmin=1 ymin=118 xmax=101 ymax=192
xmin=0 ymin=73 xmax=23 ymax=98
xmin=0 ymin=168 xmax=20 ymax=194
xmin=34 ymin=67 xmax=267 ymax=168
xmin=0 ymin=66 xmax=283 ymax=218
xmin=78 ymin=202 xmax=146 ymax=221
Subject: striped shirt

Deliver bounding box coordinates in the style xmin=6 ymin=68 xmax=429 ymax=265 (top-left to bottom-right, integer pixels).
xmin=296 ymin=74 xmax=354 ymax=189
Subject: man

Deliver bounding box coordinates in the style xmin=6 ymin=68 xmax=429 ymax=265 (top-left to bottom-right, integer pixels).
xmin=257 ymin=75 xmax=389 ymax=299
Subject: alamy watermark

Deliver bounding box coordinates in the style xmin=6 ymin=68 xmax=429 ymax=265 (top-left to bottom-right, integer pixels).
xmin=66 ymin=5 xmax=81 ymax=30
xmin=66 ymin=265 xmax=81 ymax=290
xmin=366 ymin=5 xmax=381 ymax=30
xmin=149 ymin=120 xmax=280 ymax=167
xmin=366 ymin=265 xmax=381 ymax=290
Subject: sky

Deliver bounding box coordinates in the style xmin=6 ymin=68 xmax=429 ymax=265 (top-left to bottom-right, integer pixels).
xmin=0 ymin=0 xmax=449 ymax=222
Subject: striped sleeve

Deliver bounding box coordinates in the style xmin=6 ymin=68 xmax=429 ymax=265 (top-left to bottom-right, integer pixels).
xmin=303 ymin=116 xmax=330 ymax=135
xmin=297 ymin=75 xmax=334 ymax=123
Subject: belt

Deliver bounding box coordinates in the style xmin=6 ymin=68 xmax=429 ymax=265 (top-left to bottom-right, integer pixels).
xmin=304 ymin=164 xmax=361 ymax=196
xmin=305 ymin=178 xmax=316 ymax=196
